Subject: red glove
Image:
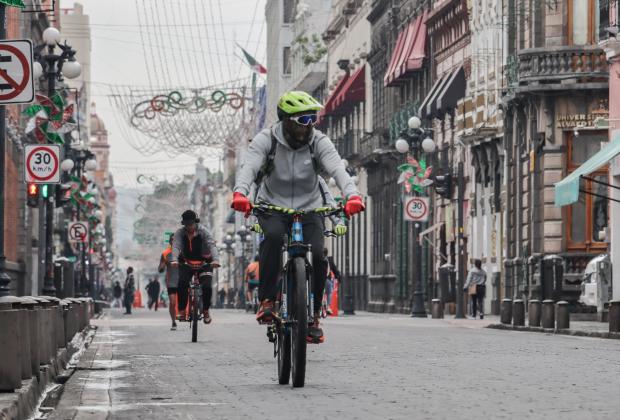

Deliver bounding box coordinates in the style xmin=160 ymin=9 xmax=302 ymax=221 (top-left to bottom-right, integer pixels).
xmin=231 ymin=192 xmax=252 ymax=217
xmin=344 ymin=195 xmax=365 ymax=217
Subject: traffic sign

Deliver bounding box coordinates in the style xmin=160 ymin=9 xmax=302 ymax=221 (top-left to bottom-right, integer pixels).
xmin=0 ymin=39 xmax=34 ymax=104
xmin=403 ymin=196 xmax=430 ymax=222
xmin=68 ymin=221 xmax=89 ymax=244
xmin=24 ymin=144 xmax=61 ymax=184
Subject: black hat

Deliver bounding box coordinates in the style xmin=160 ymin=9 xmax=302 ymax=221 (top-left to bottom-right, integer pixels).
xmin=181 ymin=210 xmax=199 ymax=225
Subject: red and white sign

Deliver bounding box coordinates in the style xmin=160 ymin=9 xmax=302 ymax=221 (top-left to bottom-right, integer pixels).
xmin=404 ymin=196 xmax=430 ymax=222
xmin=24 ymin=144 xmax=61 ymax=183
xmin=68 ymin=221 xmax=89 ymax=244
xmin=0 ymin=39 xmax=34 ymax=104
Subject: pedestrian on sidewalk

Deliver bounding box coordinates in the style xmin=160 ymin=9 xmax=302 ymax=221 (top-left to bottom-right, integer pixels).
xmin=112 ymin=281 xmax=122 ymax=308
xmin=123 ymin=267 xmax=136 ymax=315
xmin=464 ymin=259 xmax=486 ymax=319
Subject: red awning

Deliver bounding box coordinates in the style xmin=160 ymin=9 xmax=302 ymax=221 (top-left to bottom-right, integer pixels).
xmin=384 ymin=12 xmax=427 ymax=87
xmin=383 ymin=29 xmax=407 ymax=87
xmin=319 ymin=73 xmax=350 ymax=118
xmin=333 ymin=65 xmax=365 ymax=111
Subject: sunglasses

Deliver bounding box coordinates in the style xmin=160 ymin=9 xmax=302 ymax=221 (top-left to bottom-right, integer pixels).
xmin=289 ymin=114 xmax=318 ymax=126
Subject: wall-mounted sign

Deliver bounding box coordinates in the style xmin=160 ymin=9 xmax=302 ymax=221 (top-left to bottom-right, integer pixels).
xmin=557 ymin=100 xmax=609 ymax=129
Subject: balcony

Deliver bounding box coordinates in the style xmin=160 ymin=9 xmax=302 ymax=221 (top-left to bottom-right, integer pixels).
xmin=516 ymin=45 xmax=608 ymax=92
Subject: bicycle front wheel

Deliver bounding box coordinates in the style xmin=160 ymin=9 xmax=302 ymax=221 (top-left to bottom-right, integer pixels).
xmin=191 ymin=288 xmax=199 ymax=343
xmin=291 ymin=257 xmax=308 ymax=388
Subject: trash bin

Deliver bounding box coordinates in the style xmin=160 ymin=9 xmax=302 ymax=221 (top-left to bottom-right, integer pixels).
xmin=541 ymin=255 xmax=563 ymax=302
xmin=439 ymin=264 xmax=455 ymax=303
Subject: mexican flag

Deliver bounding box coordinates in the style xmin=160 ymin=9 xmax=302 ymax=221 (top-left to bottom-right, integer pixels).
xmin=238 ymin=45 xmax=267 ymax=75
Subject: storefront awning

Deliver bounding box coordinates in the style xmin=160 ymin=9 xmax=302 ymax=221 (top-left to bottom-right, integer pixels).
xmin=555 ymin=132 xmax=620 ymax=207
xmin=334 ymin=65 xmax=365 ymax=110
xmin=420 ymin=66 xmax=465 ymax=118
xmin=384 ymin=12 xmax=427 ymax=87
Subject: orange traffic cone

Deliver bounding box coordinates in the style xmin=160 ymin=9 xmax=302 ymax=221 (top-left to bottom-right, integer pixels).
xmin=330 ymin=280 xmax=339 ymax=317
xmin=133 ymin=290 xmax=143 ymax=308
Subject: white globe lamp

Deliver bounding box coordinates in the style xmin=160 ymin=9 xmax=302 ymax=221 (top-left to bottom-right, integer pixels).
xmin=421 ymin=137 xmax=436 ymax=153
xmin=408 ymin=116 xmax=422 ymax=130
xmin=33 ymin=61 xmax=43 ymax=79
xmin=42 ymin=27 xmax=61 ymax=46
xmin=63 ymin=60 xmax=82 ymax=79
xmin=61 ymin=159 xmax=75 ymax=172
xmin=395 ymin=138 xmax=410 ymax=154
xmin=85 ymin=159 xmax=97 ymax=171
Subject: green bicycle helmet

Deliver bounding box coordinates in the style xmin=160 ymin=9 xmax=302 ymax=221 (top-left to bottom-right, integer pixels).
xmin=277 ymin=91 xmax=323 ymax=115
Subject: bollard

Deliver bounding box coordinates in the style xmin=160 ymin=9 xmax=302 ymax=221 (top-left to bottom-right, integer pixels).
xmin=60 ymin=300 xmax=69 ymax=347
xmin=609 ymin=300 xmax=620 ymax=333
xmin=0 ymin=302 xmax=22 ymax=391
xmin=528 ymin=300 xmax=541 ymax=327
xmin=431 ymin=299 xmax=443 ymax=319
xmin=556 ymin=301 xmax=570 ymax=330
xmin=46 ymin=297 xmax=66 ymax=350
xmin=22 ymin=297 xmax=40 ymax=377
xmin=500 ymin=299 xmax=512 ymax=324
xmin=512 ymin=299 xmax=525 ymax=326
xmin=542 ymin=299 xmax=555 ymax=329
xmin=32 ymin=297 xmax=52 ymax=365
xmin=0 ymin=296 xmax=29 ymax=381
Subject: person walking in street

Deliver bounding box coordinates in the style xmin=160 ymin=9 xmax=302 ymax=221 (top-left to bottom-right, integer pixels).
xmin=149 ymin=277 xmax=161 ymax=311
xmin=231 ymin=91 xmax=365 ymax=343
xmin=145 ymin=278 xmax=154 ymax=309
xmin=112 ymin=281 xmax=122 ymax=308
xmin=159 ymin=234 xmax=180 ymax=330
xmin=323 ymin=248 xmax=342 ymax=315
xmin=245 ymin=255 xmax=260 ymax=309
xmin=464 ymin=259 xmax=487 ymax=319
xmin=123 ymin=267 xmax=136 ymax=315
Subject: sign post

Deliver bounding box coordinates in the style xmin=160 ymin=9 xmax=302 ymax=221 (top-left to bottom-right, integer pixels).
xmin=403 ymin=196 xmax=430 ymax=223
xmin=24 ymin=144 xmax=61 ymax=184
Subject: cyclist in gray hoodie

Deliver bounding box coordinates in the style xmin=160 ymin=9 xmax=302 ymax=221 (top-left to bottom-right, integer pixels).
xmin=232 ymin=91 xmax=365 ymax=343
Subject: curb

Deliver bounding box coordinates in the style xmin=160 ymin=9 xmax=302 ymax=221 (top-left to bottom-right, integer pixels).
xmin=0 ymin=326 xmax=95 ymax=420
xmin=487 ymin=323 xmax=620 ymax=339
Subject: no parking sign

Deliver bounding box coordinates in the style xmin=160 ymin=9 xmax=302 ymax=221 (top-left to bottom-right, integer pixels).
xmin=403 ymin=196 xmax=429 ymax=222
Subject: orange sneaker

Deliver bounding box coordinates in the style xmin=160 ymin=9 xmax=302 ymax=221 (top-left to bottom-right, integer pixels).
xmin=177 ymin=310 xmax=187 ymax=322
xmin=256 ymin=299 xmax=274 ymax=324
xmin=307 ymin=317 xmax=324 ymax=344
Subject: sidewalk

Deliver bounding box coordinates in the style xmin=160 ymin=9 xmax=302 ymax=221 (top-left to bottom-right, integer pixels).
xmin=486 ymin=317 xmax=620 ymax=339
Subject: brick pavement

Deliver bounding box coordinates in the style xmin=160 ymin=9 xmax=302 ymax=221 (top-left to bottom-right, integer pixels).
xmin=49 ymin=308 xmax=620 ymax=420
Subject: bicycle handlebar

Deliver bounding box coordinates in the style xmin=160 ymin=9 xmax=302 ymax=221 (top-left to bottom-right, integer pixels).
xmin=252 ymin=203 xmax=345 ymax=218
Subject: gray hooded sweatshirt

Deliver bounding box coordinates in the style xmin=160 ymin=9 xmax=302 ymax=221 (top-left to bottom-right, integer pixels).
xmin=234 ymin=122 xmax=359 ymax=210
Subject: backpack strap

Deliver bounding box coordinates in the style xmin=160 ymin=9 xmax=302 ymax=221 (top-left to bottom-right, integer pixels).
xmin=253 ymin=130 xmax=278 ymax=201
xmin=309 ymin=135 xmax=329 ymax=206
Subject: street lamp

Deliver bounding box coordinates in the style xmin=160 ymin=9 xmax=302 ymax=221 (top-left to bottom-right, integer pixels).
xmin=395 ymin=115 xmax=436 ymax=318
xmin=33 ymin=28 xmax=82 ymax=297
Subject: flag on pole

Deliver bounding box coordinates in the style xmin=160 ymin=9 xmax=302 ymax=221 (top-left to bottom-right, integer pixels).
xmin=238 ymin=45 xmax=267 ymax=74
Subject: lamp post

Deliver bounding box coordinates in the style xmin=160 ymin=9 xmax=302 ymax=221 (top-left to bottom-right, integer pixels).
xmin=60 ymin=146 xmax=95 ymax=297
xmin=0 ymin=5 xmax=11 ymax=296
xmin=396 ymin=116 xmax=436 ymax=318
xmin=34 ymin=27 xmax=82 ymax=297
xmin=236 ymin=225 xmax=252 ymax=307
xmin=222 ymin=233 xmax=235 ymax=307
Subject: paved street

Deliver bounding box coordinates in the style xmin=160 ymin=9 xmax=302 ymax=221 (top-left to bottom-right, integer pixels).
xmin=48 ymin=308 xmax=620 ymax=420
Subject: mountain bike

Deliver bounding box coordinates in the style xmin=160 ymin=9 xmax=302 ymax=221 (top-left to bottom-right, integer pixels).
xmin=183 ymin=261 xmax=212 ymax=343
xmin=252 ymin=204 xmax=344 ymax=388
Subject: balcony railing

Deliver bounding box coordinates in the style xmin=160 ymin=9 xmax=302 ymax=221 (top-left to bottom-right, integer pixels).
xmin=517 ymin=45 xmax=608 ymax=86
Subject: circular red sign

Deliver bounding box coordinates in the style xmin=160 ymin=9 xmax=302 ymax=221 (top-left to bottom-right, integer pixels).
xmin=0 ymin=44 xmax=31 ymax=101
xmin=405 ymin=197 xmax=428 ymax=221
xmin=26 ymin=146 xmax=59 ymax=181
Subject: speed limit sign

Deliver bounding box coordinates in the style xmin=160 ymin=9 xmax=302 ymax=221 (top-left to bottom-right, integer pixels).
xmin=24 ymin=144 xmax=61 ymax=184
xmin=404 ymin=196 xmax=430 ymax=222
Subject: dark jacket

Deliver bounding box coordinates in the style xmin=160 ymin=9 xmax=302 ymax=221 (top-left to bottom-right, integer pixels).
xmin=171 ymin=224 xmax=220 ymax=263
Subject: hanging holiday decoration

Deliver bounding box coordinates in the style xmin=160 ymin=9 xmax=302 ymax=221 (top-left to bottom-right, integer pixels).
xmin=397 ymin=155 xmax=433 ymax=194
xmin=0 ymin=0 xmax=25 ymax=8
xmin=23 ymin=94 xmax=76 ymax=144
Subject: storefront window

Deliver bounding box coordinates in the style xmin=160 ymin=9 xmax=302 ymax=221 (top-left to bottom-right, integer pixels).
xmin=567 ymin=131 xmax=608 ymax=251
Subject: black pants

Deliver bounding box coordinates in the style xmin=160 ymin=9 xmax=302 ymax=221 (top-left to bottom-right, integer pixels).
xmin=257 ymin=212 xmax=326 ymax=314
xmin=148 ymin=294 xmax=159 ymax=311
xmin=123 ymin=291 xmax=133 ymax=314
xmin=471 ymin=285 xmax=486 ymax=317
xmin=178 ymin=265 xmax=212 ymax=311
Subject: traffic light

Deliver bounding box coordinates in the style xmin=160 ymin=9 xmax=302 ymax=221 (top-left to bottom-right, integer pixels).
xmin=41 ymin=184 xmax=50 ymax=199
xmin=56 ymin=183 xmax=72 ymax=207
xmin=434 ymin=173 xmax=453 ymax=199
xmin=27 ymin=183 xmax=39 ymax=207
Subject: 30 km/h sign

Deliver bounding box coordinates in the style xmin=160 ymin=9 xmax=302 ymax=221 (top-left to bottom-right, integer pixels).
xmin=68 ymin=221 xmax=89 ymax=244
xmin=24 ymin=144 xmax=61 ymax=183
xmin=0 ymin=39 xmax=34 ymax=104
xmin=403 ymin=196 xmax=430 ymax=222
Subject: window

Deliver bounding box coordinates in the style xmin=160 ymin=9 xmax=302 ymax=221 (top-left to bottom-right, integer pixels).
xmin=283 ymin=0 xmax=296 ymax=24
xmin=282 ymin=46 xmax=291 ymax=75
xmin=566 ymin=131 xmax=608 ymax=251
xmin=568 ymin=0 xmax=601 ymax=44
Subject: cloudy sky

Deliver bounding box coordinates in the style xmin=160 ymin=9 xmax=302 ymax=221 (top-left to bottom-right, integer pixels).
xmin=60 ymin=0 xmax=267 ymax=188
